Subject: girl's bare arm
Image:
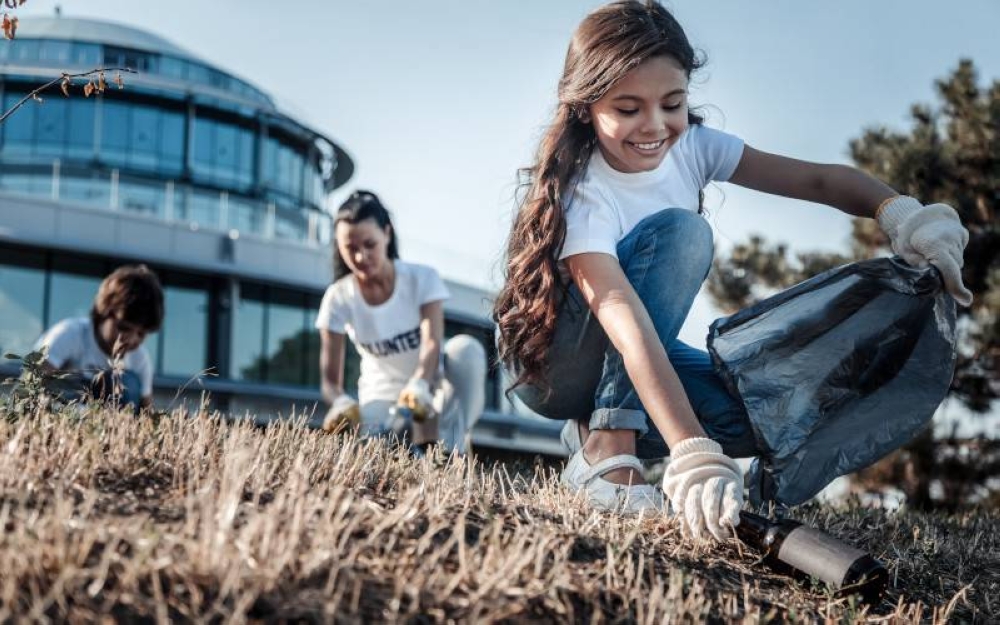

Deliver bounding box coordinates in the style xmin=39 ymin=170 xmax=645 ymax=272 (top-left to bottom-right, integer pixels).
xmin=728 ymin=145 xmax=897 ymax=217
xmin=564 ymin=252 xmax=706 ymax=447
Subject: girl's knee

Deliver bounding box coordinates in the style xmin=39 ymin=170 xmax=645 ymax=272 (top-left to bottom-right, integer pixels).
xmin=642 ymin=207 xmax=711 ymax=237
xmin=633 ymin=208 xmax=714 ymax=268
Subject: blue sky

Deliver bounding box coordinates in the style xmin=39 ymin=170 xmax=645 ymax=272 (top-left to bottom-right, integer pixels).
xmin=19 ymin=0 xmax=1000 ymax=346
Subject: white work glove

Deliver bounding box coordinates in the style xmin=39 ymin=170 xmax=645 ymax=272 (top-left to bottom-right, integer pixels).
xmin=322 ymin=393 xmax=360 ymax=433
xmin=662 ymin=437 xmax=743 ymax=542
xmin=877 ymin=196 xmax=973 ymax=306
xmin=397 ymin=378 xmax=436 ymax=421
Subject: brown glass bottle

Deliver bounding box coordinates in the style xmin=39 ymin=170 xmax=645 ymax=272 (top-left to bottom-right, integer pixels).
xmin=736 ymin=511 xmax=888 ymax=604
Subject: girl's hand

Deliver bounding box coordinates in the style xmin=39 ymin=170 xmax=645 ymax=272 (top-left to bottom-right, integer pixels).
xmin=662 ymin=437 xmax=743 ymax=542
xmin=322 ymin=393 xmax=360 ymax=433
xmin=877 ymin=197 xmax=973 ymax=306
xmin=398 ymin=378 xmax=436 ymax=421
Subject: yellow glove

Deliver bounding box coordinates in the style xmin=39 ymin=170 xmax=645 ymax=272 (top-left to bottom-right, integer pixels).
xmin=322 ymin=393 xmax=360 ymax=433
xmin=397 ymin=378 xmax=435 ymax=422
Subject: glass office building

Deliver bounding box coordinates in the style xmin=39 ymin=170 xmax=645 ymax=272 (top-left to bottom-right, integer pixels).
xmin=0 ymin=16 xmax=561 ymax=453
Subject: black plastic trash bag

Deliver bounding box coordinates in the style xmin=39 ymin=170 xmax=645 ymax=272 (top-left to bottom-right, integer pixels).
xmin=707 ymin=256 xmax=957 ymax=506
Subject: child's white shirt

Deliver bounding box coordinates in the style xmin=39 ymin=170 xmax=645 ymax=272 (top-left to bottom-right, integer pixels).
xmin=560 ymin=124 xmax=745 ymax=260
xmin=34 ymin=317 xmax=154 ymax=397
xmin=315 ymin=260 xmax=450 ymax=405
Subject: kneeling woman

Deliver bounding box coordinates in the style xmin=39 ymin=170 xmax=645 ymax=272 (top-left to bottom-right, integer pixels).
xmin=315 ymin=190 xmax=487 ymax=454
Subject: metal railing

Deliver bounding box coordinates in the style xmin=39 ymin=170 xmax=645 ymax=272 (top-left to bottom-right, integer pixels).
xmin=0 ymin=159 xmax=331 ymax=246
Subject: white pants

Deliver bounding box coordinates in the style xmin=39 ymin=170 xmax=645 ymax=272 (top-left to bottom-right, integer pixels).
xmin=360 ymin=334 xmax=487 ymax=453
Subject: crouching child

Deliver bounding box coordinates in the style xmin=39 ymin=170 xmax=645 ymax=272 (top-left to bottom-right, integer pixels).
xmin=34 ymin=264 xmax=164 ymax=412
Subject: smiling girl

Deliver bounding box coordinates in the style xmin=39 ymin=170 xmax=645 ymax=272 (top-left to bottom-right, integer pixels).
xmin=494 ymin=1 xmax=971 ymax=541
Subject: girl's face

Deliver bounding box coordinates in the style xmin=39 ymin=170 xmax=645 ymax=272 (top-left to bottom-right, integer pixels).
xmin=335 ymin=218 xmax=393 ymax=281
xmin=588 ymin=55 xmax=690 ymax=174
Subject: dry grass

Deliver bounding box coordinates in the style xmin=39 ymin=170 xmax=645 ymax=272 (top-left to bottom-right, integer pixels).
xmin=0 ymin=405 xmax=996 ymax=623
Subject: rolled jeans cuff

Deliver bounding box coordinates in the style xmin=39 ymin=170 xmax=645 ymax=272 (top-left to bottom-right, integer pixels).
xmin=589 ymin=407 xmax=648 ymax=435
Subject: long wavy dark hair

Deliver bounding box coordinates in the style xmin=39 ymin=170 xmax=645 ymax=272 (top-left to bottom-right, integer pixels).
xmin=332 ymin=190 xmax=400 ymax=280
xmin=493 ymin=0 xmax=705 ymax=393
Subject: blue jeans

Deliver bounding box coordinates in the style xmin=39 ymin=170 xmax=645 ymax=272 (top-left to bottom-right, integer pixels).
xmin=89 ymin=369 xmax=144 ymax=410
xmin=514 ymin=208 xmax=758 ymax=460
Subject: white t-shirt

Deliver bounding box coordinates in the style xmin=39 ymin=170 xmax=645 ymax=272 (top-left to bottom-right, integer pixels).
xmin=315 ymin=260 xmax=450 ymax=404
xmin=560 ymin=123 xmax=745 ymax=260
xmin=34 ymin=317 xmax=154 ymax=397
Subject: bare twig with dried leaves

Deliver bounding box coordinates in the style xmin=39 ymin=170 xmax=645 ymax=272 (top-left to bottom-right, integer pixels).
xmin=0 ymin=67 xmax=136 ymax=125
xmin=0 ymin=1 xmax=135 ymax=126
xmin=1 ymin=0 xmax=27 ymax=40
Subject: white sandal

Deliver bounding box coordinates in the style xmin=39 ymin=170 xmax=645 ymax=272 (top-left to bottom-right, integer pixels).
xmin=560 ymin=419 xmax=583 ymax=454
xmin=560 ymin=420 xmax=663 ymax=514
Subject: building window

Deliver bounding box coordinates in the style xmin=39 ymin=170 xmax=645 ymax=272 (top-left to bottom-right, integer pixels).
xmin=0 ymin=249 xmax=46 ymax=358
xmin=159 ymin=56 xmax=186 ymax=80
xmin=118 ymin=177 xmax=166 ymax=218
xmin=262 ymin=136 xmax=305 ymax=200
xmin=47 ymin=259 xmax=105 ymax=326
xmin=185 ymin=62 xmax=211 ymax=86
xmin=102 ymin=46 xmax=155 ymax=73
xmin=159 ymin=110 xmax=185 ymax=175
xmin=35 ymin=98 xmax=68 ymax=156
xmin=100 ymin=99 xmax=130 ymax=167
xmin=0 ymin=93 xmax=97 ymax=161
xmin=228 ymin=195 xmax=266 ymax=237
xmin=265 ymin=296 xmax=309 ymax=386
xmin=66 ymin=100 xmax=96 ymax=159
xmin=272 ymin=204 xmax=309 ymax=241
xmin=232 ymin=284 xmax=338 ymax=389
xmin=304 ymin=162 xmax=324 ymax=207
xmin=183 ymin=187 xmax=223 ymax=229
xmin=11 ymin=39 xmax=41 ymax=63
xmin=100 ymin=100 xmax=184 ymax=176
xmin=61 ymin=172 xmax=113 ymax=209
xmin=233 ymin=284 xmax=267 ymax=382
xmin=2 ymin=91 xmax=38 ymax=157
xmin=192 ymin=116 xmax=254 ymax=191
xmin=158 ymin=284 xmax=209 ymax=377
xmin=70 ymin=43 xmax=102 ymax=67
xmin=304 ymin=294 xmax=324 ymax=389
xmin=39 ymin=40 xmax=72 ymax=64
xmin=129 ymin=105 xmax=159 ymax=169
xmin=0 ymin=172 xmax=50 ymax=196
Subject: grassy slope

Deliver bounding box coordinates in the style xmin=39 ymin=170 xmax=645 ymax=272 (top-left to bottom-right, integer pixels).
xmin=0 ymin=406 xmax=996 ymax=623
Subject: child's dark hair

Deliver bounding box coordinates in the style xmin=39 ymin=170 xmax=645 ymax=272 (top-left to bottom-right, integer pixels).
xmin=332 ymin=190 xmax=400 ymax=280
xmin=493 ymin=0 xmax=705 ymax=392
xmin=91 ymin=264 xmax=164 ymax=332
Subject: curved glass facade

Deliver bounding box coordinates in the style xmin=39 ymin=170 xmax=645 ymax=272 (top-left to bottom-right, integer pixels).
xmin=0 ymin=23 xmax=348 ymax=245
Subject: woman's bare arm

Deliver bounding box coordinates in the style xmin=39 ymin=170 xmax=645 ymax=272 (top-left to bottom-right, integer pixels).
xmin=412 ymin=300 xmax=444 ymax=384
xmin=319 ymin=329 xmax=347 ymax=403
